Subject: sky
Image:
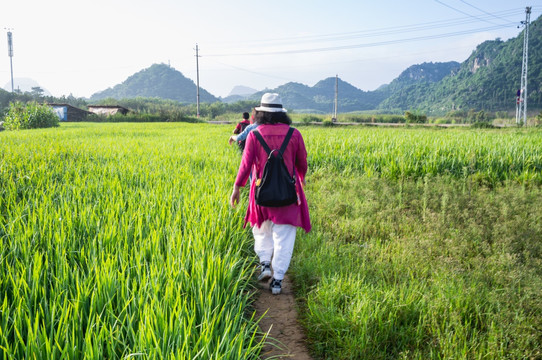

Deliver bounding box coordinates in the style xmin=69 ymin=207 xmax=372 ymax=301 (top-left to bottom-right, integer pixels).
xmin=1 ymin=0 xmax=540 ymax=99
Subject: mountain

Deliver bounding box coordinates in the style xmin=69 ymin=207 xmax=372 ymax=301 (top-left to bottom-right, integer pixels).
xmin=379 ymin=61 xmax=460 ymax=94
xmin=376 ymin=61 xmax=462 ymax=111
xmin=90 ymin=63 xmax=219 ymax=103
xmin=250 ymin=78 xmax=387 ymax=113
xmin=221 ymin=85 xmax=259 ymax=104
xmin=228 ymin=85 xmax=258 ymax=97
xmin=379 ymin=14 xmax=542 ymax=114
xmin=244 ymin=63 xmax=464 ymax=113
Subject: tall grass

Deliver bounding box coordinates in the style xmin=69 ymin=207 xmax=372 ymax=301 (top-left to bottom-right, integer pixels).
xmin=302 ymin=127 xmax=542 ymax=184
xmin=0 ymin=123 xmax=261 ymax=359
xmin=291 ymin=126 xmax=542 ymax=359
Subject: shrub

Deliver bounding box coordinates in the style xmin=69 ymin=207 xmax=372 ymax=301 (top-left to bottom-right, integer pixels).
xmin=404 ymin=111 xmax=427 ymax=124
xmin=89 ymin=112 xmax=201 ymax=123
xmin=433 ymin=118 xmax=451 ymax=124
xmin=340 ymin=114 xmax=405 ymax=124
xmin=302 ymin=115 xmax=321 ymax=124
xmin=467 ymin=109 xmax=493 ymax=123
xmin=3 ymin=101 xmax=59 ymax=130
xmin=495 ymin=111 xmax=510 ymax=119
xmin=471 ymin=121 xmax=496 ymax=129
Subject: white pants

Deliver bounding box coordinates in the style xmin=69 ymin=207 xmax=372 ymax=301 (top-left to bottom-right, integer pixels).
xmin=252 ymin=221 xmax=297 ymax=281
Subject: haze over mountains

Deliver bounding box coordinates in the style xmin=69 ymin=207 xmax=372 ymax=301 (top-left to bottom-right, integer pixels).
xmin=89 ymin=14 xmax=542 ymax=115
xmin=3 ymin=78 xmax=52 ymax=96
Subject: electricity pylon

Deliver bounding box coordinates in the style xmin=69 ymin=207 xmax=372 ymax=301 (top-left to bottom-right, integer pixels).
xmin=516 ymin=7 xmax=531 ymax=125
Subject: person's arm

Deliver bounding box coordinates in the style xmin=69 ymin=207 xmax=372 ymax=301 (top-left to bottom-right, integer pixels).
xmin=230 ymin=133 xmax=256 ymax=207
xmin=229 ymin=123 xmax=258 ymax=145
xmin=236 ymin=123 xmax=258 ymax=141
xmin=294 ymin=130 xmax=308 ymax=185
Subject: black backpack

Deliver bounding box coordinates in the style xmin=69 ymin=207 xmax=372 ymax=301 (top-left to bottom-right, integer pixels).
xmin=252 ymin=127 xmax=297 ymax=207
xmin=237 ymin=122 xmax=250 ymax=151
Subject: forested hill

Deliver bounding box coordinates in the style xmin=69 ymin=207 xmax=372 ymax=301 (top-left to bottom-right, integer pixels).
xmin=248 ymin=62 xmax=461 ymax=113
xmin=378 ymin=61 xmax=460 ymax=95
xmin=378 ymin=14 xmax=542 ymax=114
xmin=90 ymin=64 xmax=219 ymax=103
xmin=249 ymin=78 xmax=387 ymax=113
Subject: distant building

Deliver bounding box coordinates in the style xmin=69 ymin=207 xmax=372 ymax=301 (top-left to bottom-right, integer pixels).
xmin=87 ymin=105 xmax=130 ymax=116
xmin=48 ymin=103 xmax=92 ymax=122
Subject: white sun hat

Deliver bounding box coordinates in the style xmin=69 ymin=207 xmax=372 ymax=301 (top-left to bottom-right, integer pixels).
xmin=255 ymin=93 xmax=287 ymax=113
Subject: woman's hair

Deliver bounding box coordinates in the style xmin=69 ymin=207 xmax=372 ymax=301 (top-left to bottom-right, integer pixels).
xmin=253 ymin=111 xmax=292 ymax=125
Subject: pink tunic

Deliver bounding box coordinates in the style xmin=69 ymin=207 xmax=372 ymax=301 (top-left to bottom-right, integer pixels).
xmin=234 ymin=123 xmax=311 ymax=233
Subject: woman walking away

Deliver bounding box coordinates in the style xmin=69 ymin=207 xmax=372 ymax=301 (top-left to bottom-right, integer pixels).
xmin=230 ymin=93 xmax=311 ymax=295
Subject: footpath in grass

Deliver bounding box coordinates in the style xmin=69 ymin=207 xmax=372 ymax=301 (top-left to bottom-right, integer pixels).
xmin=253 ymin=275 xmax=312 ymax=359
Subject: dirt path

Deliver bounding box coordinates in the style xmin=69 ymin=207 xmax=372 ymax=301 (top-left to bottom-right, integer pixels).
xmin=254 ymin=275 xmax=313 ymax=359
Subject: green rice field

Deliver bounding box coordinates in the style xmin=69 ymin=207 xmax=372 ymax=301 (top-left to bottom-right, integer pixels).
xmin=1 ymin=123 xmax=541 ymax=359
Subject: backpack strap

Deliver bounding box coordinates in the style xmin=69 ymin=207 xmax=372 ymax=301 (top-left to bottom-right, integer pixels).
xmin=280 ymin=128 xmax=296 ymax=176
xmin=279 ymin=127 xmax=295 ymax=156
xmin=252 ymin=130 xmax=272 ymax=155
xmin=253 ymin=127 xmax=296 ymax=177
xmin=252 ymin=127 xmax=295 ymax=157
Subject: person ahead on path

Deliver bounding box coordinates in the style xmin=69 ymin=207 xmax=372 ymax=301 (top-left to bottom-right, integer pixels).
xmin=229 ymin=110 xmax=256 ymax=148
xmin=231 ymin=112 xmax=251 ymax=151
xmin=229 ymin=122 xmax=258 ymax=146
xmin=230 ymin=93 xmax=311 ymax=295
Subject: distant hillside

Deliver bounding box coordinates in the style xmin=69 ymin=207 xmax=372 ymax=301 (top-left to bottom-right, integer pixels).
xmin=379 ymin=14 xmax=542 ymax=114
xmin=247 ymin=63 xmax=459 ymax=113
xmin=222 ymin=85 xmax=259 ymax=104
xmin=228 ymin=85 xmax=258 ymax=97
xmin=250 ymin=78 xmax=387 ymax=113
xmin=379 ymin=61 xmax=460 ymax=94
xmin=90 ymin=64 xmax=219 ymax=103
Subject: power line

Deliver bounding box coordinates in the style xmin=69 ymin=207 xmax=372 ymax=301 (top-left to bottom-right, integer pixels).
xmin=198 ymin=5 xmax=541 ymax=91
xmin=206 ymin=23 xmax=515 ymax=57
xmin=433 ymin=0 xmax=502 ymax=25
xmin=204 ymin=7 xmax=533 ymax=57
xmin=208 ymin=9 xmax=523 ymax=49
xmin=458 ymin=0 xmax=515 ymax=24
xmin=204 ymin=58 xmax=294 ymax=82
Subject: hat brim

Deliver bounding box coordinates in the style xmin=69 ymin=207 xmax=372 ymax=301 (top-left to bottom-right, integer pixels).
xmin=255 ymin=106 xmax=287 ymax=113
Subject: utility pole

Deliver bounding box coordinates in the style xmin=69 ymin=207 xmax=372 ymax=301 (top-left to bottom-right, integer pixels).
xmin=6 ymin=29 xmax=14 ymax=92
xmin=195 ymin=44 xmax=201 ymax=118
xmin=516 ymin=7 xmax=531 ymax=126
xmin=332 ymin=74 xmax=338 ymax=122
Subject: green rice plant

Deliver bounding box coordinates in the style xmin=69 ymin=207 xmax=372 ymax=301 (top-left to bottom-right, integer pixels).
xmin=302 ymin=127 xmax=542 ymax=185
xmin=0 ymin=123 xmax=263 ymax=359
